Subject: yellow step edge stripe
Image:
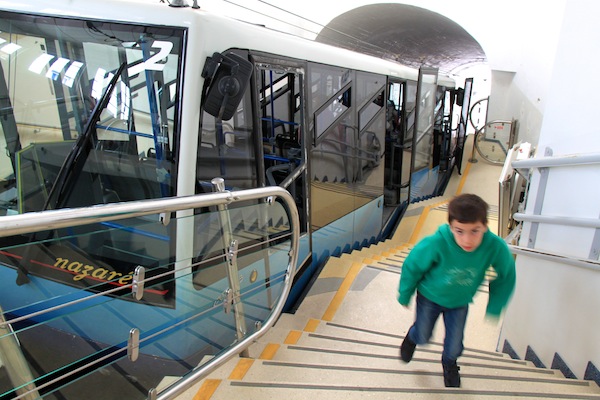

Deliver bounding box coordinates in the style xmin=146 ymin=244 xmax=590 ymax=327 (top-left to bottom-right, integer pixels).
xmin=407 ymin=157 xmax=475 ymax=249
xmin=430 ymin=199 xmax=450 ymax=209
xmin=456 ymin=160 xmax=473 ymax=195
xmin=408 ymin=206 xmax=431 ymax=245
xmin=258 ymin=343 xmax=280 ymax=360
xmin=228 ymin=358 xmax=254 ymax=380
xmin=193 ymin=379 xmax=221 ymax=400
xmin=284 ymin=330 xmax=302 ymax=345
xmin=321 ymin=262 xmax=363 ymax=321
xmin=304 ymin=318 xmax=320 ymax=332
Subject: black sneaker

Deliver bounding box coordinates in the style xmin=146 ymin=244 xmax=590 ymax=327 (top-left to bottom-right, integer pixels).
xmin=400 ymin=335 xmax=416 ymax=363
xmin=443 ymin=362 xmax=461 ymax=387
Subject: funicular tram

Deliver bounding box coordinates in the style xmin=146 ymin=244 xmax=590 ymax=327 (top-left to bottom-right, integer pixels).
xmin=0 ymin=1 xmax=473 ymax=398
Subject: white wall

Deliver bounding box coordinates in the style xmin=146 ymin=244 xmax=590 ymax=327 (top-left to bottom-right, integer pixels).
xmin=482 ymin=0 xmax=564 ymax=145
xmin=536 ymin=0 xmax=600 ymax=153
xmin=500 ymin=0 xmax=600 ymax=379
xmin=501 ymin=255 xmax=600 ymax=376
xmin=487 ymin=71 xmax=514 ymax=122
xmin=488 ymin=70 xmax=545 ymax=144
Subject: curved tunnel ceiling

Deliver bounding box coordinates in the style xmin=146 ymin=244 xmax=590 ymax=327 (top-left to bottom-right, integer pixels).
xmin=315 ymin=3 xmax=486 ymax=76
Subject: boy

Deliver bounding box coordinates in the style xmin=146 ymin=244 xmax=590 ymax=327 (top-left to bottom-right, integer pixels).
xmin=397 ymin=193 xmax=516 ymax=387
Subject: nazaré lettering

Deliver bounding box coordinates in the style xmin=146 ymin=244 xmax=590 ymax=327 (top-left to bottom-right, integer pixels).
xmin=105 ymin=271 xmax=123 ymax=281
xmin=118 ymin=274 xmax=134 ymax=285
xmin=55 ymin=258 xmax=69 ymax=269
xmin=92 ymin=268 xmax=109 ymax=280
xmin=68 ymin=261 xmax=83 ymax=273
xmin=73 ymin=265 xmax=95 ymax=281
xmin=53 ymin=257 xmax=131 ymax=285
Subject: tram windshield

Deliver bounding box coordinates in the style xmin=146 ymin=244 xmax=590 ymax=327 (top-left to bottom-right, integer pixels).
xmin=0 ymin=11 xmax=184 ymax=214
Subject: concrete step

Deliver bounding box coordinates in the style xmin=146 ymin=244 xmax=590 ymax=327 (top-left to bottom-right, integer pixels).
xmin=310 ymin=320 xmax=508 ymax=359
xmin=277 ymin=331 xmax=535 ymax=371
xmin=199 ymin=382 xmax=600 ymax=400
xmin=183 ymin=321 xmax=600 ymax=400
xmin=237 ymin=359 xmax=600 ymax=396
xmin=176 ymin=198 xmax=600 ymax=400
xmin=198 ymin=353 xmax=600 ymax=400
xmin=250 ymin=321 xmax=565 ymax=379
xmin=366 ymin=239 xmax=410 ymax=252
xmin=349 ymin=241 xmax=409 ymax=257
xmin=367 ymin=250 xmax=410 ymax=269
xmin=271 ymin=343 xmax=559 ymax=379
xmin=402 ymin=198 xmax=448 ymax=218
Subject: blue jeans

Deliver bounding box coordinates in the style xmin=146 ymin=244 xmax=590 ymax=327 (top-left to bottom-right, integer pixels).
xmin=407 ymin=292 xmax=469 ymax=365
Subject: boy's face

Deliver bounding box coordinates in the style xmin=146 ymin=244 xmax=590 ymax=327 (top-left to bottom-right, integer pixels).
xmin=449 ymin=220 xmax=488 ymax=252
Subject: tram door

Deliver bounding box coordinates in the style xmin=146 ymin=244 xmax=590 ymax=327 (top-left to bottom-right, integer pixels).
xmin=254 ymin=61 xmax=309 ymax=260
xmin=384 ymin=79 xmax=415 ymax=209
xmin=454 ymin=77 xmax=474 ymax=174
xmin=409 ymin=67 xmax=439 ymax=200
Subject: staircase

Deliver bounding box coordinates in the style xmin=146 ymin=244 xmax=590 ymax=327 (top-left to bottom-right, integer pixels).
xmin=161 ymin=138 xmax=600 ymax=399
xmin=195 ymin=320 xmax=600 ymax=399
xmin=172 ymin=198 xmax=600 ymax=399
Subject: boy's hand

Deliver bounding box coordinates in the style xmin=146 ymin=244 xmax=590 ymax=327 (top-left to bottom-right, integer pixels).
xmin=484 ymin=314 xmax=500 ymax=324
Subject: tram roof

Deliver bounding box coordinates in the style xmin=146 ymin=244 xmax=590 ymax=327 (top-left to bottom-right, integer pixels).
xmin=1 ymin=0 xmax=455 ymax=87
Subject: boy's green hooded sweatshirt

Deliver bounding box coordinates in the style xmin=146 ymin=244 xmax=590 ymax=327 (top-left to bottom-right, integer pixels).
xmin=398 ymin=224 xmax=516 ymax=316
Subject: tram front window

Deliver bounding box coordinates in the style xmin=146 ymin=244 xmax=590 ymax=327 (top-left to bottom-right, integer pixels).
xmin=0 ymin=12 xmax=184 ymax=214
xmin=0 ymin=11 xmax=184 ymax=307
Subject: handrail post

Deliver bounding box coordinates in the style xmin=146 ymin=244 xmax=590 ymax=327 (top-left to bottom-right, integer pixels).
xmin=211 ymin=178 xmax=249 ymax=357
xmin=0 ymin=306 xmax=40 ymax=400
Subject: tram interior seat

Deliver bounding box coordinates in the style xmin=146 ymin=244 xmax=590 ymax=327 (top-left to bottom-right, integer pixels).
xmin=262 ymin=119 xmax=287 ymax=137
xmin=15 ymin=142 xmax=106 ymax=212
xmin=97 ymin=150 xmax=163 ymax=202
xmin=275 ymin=134 xmax=300 ymax=159
xmin=197 ymin=128 xmax=257 ymax=190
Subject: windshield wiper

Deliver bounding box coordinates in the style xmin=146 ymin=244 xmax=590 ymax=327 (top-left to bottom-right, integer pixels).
xmin=43 ymin=62 xmax=126 ymax=211
xmin=13 ymin=63 xmax=126 ymax=286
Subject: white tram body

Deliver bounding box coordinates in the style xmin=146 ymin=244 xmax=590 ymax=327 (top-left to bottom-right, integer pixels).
xmin=0 ymin=1 xmax=459 ymax=389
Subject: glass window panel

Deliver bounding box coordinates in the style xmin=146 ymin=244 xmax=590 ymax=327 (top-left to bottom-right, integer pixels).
xmin=309 ymin=65 xmax=351 ymax=117
xmin=413 ymin=73 xmax=438 ymax=171
xmin=0 ymin=12 xmax=184 ymax=214
xmin=359 ymin=90 xmax=384 ymax=132
xmin=314 ymin=86 xmax=351 ymax=143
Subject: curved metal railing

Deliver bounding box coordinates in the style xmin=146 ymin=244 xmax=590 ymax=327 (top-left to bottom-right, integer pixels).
xmin=0 ymin=183 xmax=299 ymax=400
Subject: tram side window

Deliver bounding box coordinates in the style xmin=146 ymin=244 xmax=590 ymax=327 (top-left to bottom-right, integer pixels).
xmin=403 ymin=81 xmax=418 ymax=144
xmin=413 ymin=74 xmax=438 ymax=172
xmin=355 ymin=70 xmax=386 ymax=189
xmin=259 ymin=68 xmax=303 ymax=183
xmin=308 ymin=65 xmax=388 ymax=231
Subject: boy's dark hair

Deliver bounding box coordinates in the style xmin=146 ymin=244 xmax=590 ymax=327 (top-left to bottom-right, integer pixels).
xmin=447 ymin=194 xmax=488 ymax=225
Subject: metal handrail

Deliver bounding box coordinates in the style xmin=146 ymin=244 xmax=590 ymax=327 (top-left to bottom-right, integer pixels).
xmin=508 ymin=149 xmax=600 ymax=250
xmin=0 ymin=187 xmax=296 ymax=238
xmin=0 ymin=185 xmax=299 ymax=400
xmin=513 ymin=213 xmax=600 ymax=229
xmin=509 ymin=245 xmax=600 ymax=273
xmin=512 ymin=151 xmax=600 ymax=169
